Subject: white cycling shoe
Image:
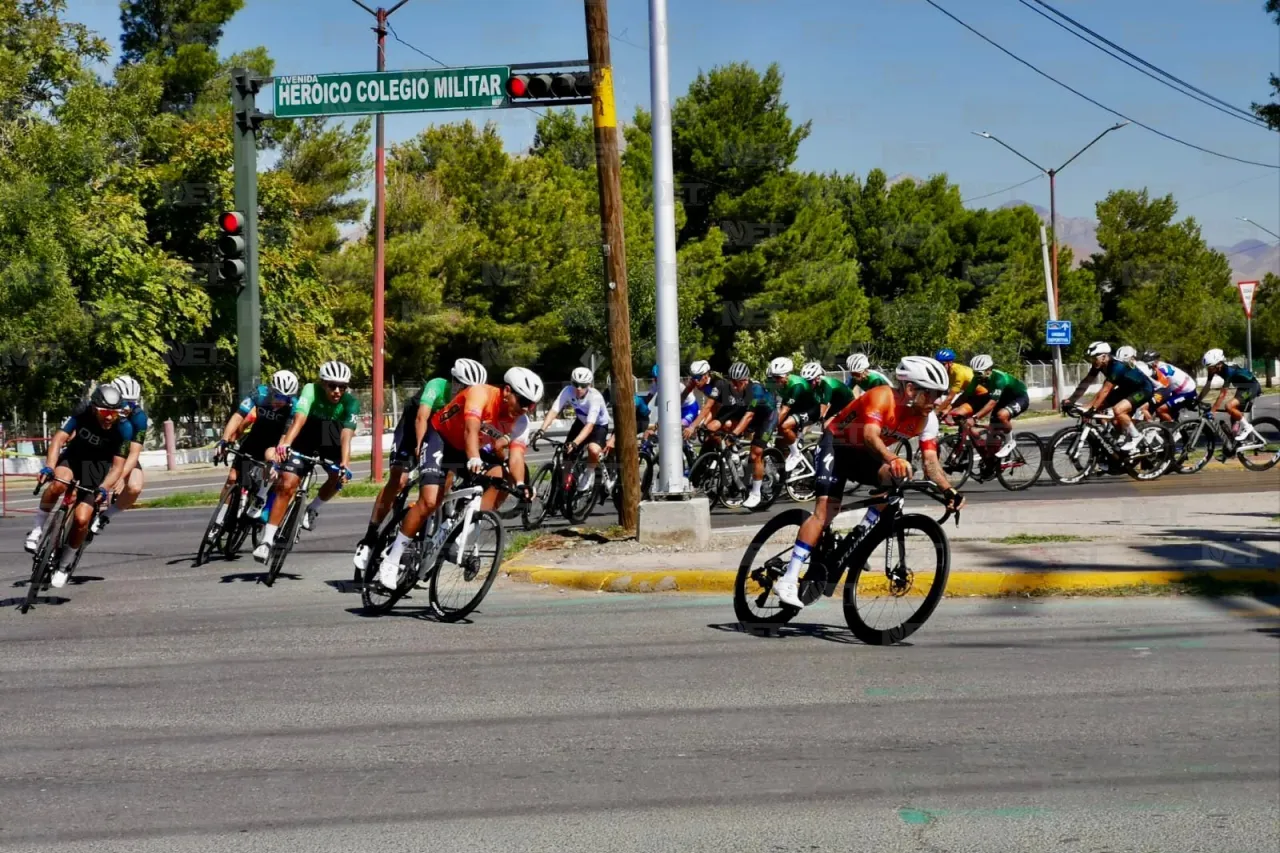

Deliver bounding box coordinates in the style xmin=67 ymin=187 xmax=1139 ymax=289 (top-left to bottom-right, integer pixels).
xmin=353 ymin=544 xmax=372 ymax=571
xmin=378 ymin=557 xmax=401 ymax=590
xmin=252 ymin=542 xmax=270 ymax=563
xmin=784 ymin=449 xmax=803 ymax=472
xmin=23 ymin=528 xmax=42 ymax=554
xmin=742 ymin=492 xmax=762 ymax=509
xmin=773 ymin=576 xmax=805 ymax=609
xmin=50 ymin=568 xmax=70 ymax=589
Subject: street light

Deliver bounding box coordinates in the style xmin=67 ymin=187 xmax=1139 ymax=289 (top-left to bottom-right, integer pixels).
xmin=1238 ymin=217 xmax=1280 ymax=241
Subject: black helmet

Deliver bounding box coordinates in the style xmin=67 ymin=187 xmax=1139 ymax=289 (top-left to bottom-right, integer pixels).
xmin=1141 ymin=350 xmax=1160 ymax=363
xmin=90 ymin=384 xmax=124 ymax=411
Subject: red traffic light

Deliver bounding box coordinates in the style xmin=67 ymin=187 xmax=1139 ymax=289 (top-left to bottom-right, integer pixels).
xmin=507 ymin=76 xmax=527 ymax=98
xmin=506 ymin=71 xmax=592 ymax=101
xmin=219 ymin=210 xmax=245 ymax=233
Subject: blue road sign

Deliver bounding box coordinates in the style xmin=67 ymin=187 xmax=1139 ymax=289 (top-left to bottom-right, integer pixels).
xmin=1046 ymin=320 xmax=1072 ymax=346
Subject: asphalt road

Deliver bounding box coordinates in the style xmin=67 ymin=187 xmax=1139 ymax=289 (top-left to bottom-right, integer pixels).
xmin=0 ymin=553 xmax=1275 ymax=853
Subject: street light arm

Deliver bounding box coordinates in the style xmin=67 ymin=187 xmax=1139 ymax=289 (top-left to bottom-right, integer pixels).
xmin=973 ymin=131 xmax=1047 ymax=173
xmin=349 ymin=0 xmax=377 ymax=15
xmin=1238 ymin=217 xmax=1280 ymax=241
xmin=1055 ymin=121 xmax=1129 ymax=174
xmin=387 ymin=0 xmax=412 ymax=13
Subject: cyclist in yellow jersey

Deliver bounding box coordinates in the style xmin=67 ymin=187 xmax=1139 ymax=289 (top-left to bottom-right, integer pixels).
xmin=933 ymin=349 xmax=973 ymax=418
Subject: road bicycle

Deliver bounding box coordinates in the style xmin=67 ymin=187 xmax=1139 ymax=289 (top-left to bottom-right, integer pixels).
xmin=1170 ymin=403 xmax=1280 ymax=474
xmin=935 ymin=417 xmax=1045 ymax=491
xmin=636 ymin=432 xmax=696 ymax=499
xmin=778 ymin=429 xmax=823 ymax=502
xmin=1046 ymin=407 xmax=1174 ymax=484
xmin=261 ymin=451 xmax=344 ymax=586
xmin=523 ymin=434 xmax=599 ymax=527
xmin=21 ymin=474 xmax=106 ymax=614
xmin=687 ymin=428 xmax=783 ymax=510
xmin=733 ymin=481 xmax=961 ymax=645
xmin=361 ymin=472 xmax=513 ymax=622
xmin=195 ymin=446 xmax=270 ymax=566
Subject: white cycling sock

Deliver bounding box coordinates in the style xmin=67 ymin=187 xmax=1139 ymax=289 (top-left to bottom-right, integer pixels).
xmin=782 ymin=541 xmax=811 ymax=583
xmin=32 ymin=508 xmax=48 ymax=531
xmin=750 ymin=479 xmax=762 ymax=497
xmin=1126 ymin=423 xmax=1141 ymax=440
xmin=385 ymin=531 xmax=412 ymax=563
xmin=263 ymin=523 xmax=278 ymax=545
xmin=307 ymin=495 xmax=326 ymax=515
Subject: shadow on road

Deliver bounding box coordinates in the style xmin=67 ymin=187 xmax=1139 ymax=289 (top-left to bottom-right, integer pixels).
xmin=706 ymin=621 xmax=876 ymax=646
xmin=1 ymin=594 xmax=70 ymax=608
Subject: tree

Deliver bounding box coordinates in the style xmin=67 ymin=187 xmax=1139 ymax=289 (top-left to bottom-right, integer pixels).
xmin=119 ymin=0 xmax=244 ymax=112
xmin=273 ymin=117 xmax=372 ymax=254
xmin=1252 ymin=0 xmax=1280 ymax=130
xmin=1249 ymin=272 xmax=1280 ymax=384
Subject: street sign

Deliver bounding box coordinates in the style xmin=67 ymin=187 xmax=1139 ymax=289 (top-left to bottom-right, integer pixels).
xmin=1238 ymin=280 xmax=1259 ymax=318
xmin=272 ymin=66 xmax=510 ymax=118
xmin=1045 ymin=320 xmax=1072 ymax=346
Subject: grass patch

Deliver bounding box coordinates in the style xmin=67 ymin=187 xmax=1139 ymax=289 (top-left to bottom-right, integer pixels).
xmin=338 ymin=480 xmax=384 ymax=498
xmin=1271 ymin=515 xmax=1280 ymax=523
xmin=504 ymin=531 xmax=543 ymax=561
xmin=136 ymin=490 xmax=222 ymax=508
xmin=989 ymin=533 xmax=1094 ymax=545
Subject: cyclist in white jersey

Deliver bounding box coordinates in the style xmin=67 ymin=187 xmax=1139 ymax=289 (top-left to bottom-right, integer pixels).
xmin=1141 ymin=350 xmax=1197 ymax=422
xmin=535 ymin=367 xmax=612 ymax=494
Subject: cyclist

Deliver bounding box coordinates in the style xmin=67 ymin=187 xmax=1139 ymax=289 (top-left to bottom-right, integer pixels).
xmin=88 ymin=375 xmax=148 ymax=535
xmin=535 ymin=367 xmax=611 ymax=496
xmin=685 ymin=360 xmax=746 ymax=447
xmin=351 ymin=358 xmax=486 ymax=573
xmin=1198 ymin=348 xmax=1264 ymax=450
xmin=641 ymin=364 xmax=701 ymax=444
xmin=771 ymin=357 xmax=820 ymax=472
xmin=1062 ymin=341 xmax=1154 ymax=454
xmin=721 ymin=362 xmax=776 ymax=509
xmin=846 ymin=353 xmax=892 ymax=397
xmin=22 ymin=385 xmax=133 ymax=588
xmin=254 ymin=361 xmax=358 ymax=563
xmin=376 ymin=367 xmax=543 ymax=590
xmin=932 ymin=349 xmax=974 ymax=419
xmin=209 ymin=370 xmax=300 ymax=540
xmin=773 ymin=356 xmax=963 ymax=609
xmin=1141 ymin=351 xmax=1197 ymax=422
xmin=959 ymin=355 xmax=1030 ymax=463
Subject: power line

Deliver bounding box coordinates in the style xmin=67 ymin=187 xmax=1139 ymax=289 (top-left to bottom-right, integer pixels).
xmin=1027 ymin=0 xmax=1263 ymax=125
xmin=923 ymin=0 xmax=1280 ymax=169
xmin=1016 ymin=0 xmax=1269 ymax=130
xmin=962 ymin=173 xmax=1044 ymax=204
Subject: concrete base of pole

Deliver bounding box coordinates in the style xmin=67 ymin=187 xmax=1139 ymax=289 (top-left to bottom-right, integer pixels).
xmin=638 ymin=497 xmax=711 ymax=546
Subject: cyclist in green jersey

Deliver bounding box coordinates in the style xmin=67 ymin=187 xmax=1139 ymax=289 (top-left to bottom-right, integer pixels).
xmin=723 ymin=362 xmax=777 ymax=509
xmin=818 ymin=372 xmax=855 ymax=428
xmin=254 ymin=361 xmax=359 ymax=563
xmin=351 ymin=358 xmax=488 ymax=574
xmin=845 ymin=353 xmax=892 ymax=397
xmin=962 ymin=355 xmax=1030 ymax=461
xmin=768 ymin=357 xmax=815 ymax=472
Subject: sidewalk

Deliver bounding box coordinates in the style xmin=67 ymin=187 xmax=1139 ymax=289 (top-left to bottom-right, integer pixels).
xmin=506 ymin=491 xmax=1280 ymax=597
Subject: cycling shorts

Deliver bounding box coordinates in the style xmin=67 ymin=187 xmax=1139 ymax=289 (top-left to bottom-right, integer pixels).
xmin=813 ymin=432 xmax=886 ymax=499
xmin=785 ymin=408 xmax=819 ymax=429
xmin=1234 ymin=381 xmax=1262 ymax=410
xmin=1102 ymin=384 xmax=1151 ymax=412
xmin=995 ymin=390 xmax=1029 ymax=419
xmin=1152 ymin=387 xmax=1196 ymax=414
xmin=390 ymin=396 xmax=424 ymax=466
xmin=743 ymin=407 xmax=777 ymax=449
xmin=58 ymin=454 xmax=115 ymax=502
xmin=418 ymin=425 xmax=503 ymax=487
xmin=567 ymin=418 xmax=608 ymax=449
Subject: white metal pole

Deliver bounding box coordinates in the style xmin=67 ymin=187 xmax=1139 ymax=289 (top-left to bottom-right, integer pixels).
xmin=649 ymin=0 xmax=685 ymax=496
xmin=1040 ymin=225 xmax=1065 ymax=404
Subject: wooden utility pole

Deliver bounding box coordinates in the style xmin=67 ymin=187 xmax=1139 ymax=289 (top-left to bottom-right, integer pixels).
xmin=585 ymin=0 xmax=640 ymax=531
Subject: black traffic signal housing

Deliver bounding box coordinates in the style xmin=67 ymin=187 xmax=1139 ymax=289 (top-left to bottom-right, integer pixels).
xmin=217 ymin=210 xmax=246 ymax=286
xmin=506 ymin=71 xmax=593 ymax=105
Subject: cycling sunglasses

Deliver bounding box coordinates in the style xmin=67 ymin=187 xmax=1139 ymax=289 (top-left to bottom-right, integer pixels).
xmin=572 ymin=381 xmax=590 ymax=389
xmin=513 ymin=392 xmax=537 ymax=411
xmin=324 ymin=382 xmax=348 ymax=392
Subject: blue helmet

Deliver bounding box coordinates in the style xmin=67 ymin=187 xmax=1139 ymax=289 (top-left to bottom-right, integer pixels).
xmin=934 ymin=348 xmax=956 ymax=364
xmin=652 ymin=364 xmax=659 ymax=378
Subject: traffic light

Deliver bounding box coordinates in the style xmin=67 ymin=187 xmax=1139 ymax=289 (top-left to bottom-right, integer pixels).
xmin=507 ymin=71 xmax=593 ymax=102
xmin=217 ymin=210 xmax=246 ymax=286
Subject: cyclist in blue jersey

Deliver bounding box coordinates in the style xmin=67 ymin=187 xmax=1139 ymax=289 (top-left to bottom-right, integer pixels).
xmin=1062 ymin=341 xmax=1155 ymax=453
xmin=210 ymin=370 xmax=300 ymax=537
xmin=1199 ymin=348 xmax=1266 ymax=450
xmin=1140 ymin=350 xmax=1198 ymax=422
xmin=640 ymin=364 xmax=701 ymax=442
xmin=87 ymin=375 xmax=148 ymax=535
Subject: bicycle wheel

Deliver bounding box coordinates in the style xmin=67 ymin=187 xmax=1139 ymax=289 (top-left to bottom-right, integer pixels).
xmin=221 ymin=490 xmax=249 ymax=559
xmin=565 ymin=458 xmax=598 ymax=524
xmin=783 ymin=444 xmax=817 ymax=503
xmin=361 ymin=515 xmax=419 ymax=614
xmin=996 ymin=432 xmax=1044 ymax=491
xmin=842 ymin=513 xmax=950 ymax=646
xmin=1173 ymin=420 xmax=1214 ymax=474
xmin=937 ymin=434 xmax=972 ymax=489
xmin=522 ymin=463 xmax=554 ymax=529
xmin=1126 ymin=424 xmax=1174 ymax=481
xmin=1237 ymin=416 xmax=1280 ymax=472
xmin=264 ymin=499 xmax=301 ymax=586
xmin=430 ymin=509 xmax=504 ymax=621
xmin=22 ymin=507 xmax=65 ymax=614
xmin=1046 ymin=426 xmax=1095 ymax=484
xmin=687 ymin=453 xmax=724 ymax=506
xmin=195 ymin=491 xmax=230 ymax=566
xmin=733 ymin=508 xmax=810 ymax=624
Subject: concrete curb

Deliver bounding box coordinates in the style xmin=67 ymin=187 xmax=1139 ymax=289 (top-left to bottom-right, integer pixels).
xmin=505 ymin=564 xmax=1280 ymax=597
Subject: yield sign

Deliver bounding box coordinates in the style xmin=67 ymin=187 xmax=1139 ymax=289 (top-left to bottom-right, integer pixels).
xmin=1238 ymin=280 xmax=1259 ymax=318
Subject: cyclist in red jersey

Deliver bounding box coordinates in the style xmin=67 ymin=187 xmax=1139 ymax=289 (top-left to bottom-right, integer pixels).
xmin=376 ymin=367 xmax=544 ymax=589
xmin=773 ymin=356 xmax=964 ymax=609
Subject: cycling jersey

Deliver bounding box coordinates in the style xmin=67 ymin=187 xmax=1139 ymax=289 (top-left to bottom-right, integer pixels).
xmin=963 ymin=369 xmax=1027 ymax=399
xmin=431 ymin=384 xmax=533 ymax=451
xmin=826 ymin=385 xmax=940 ymax=452
xmin=550 ymin=384 xmax=610 ymax=427
xmin=1152 ymin=362 xmax=1194 ymax=395
xmin=1098 ymin=359 xmax=1152 ymax=394
xmin=121 ymin=404 xmax=149 ymax=446
xmin=415 ymin=377 xmax=451 ymax=410
xmin=706 ymin=377 xmax=747 ymax=419
xmin=59 ymin=405 xmax=134 ymax=462
xmin=947 ymin=363 xmax=974 ymax=396
xmin=237 ymin=385 xmax=296 ymax=445
xmin=818 ymin=375 xmax=854 ymax=413
xmin=1218 ymin=364 xmax=1257 ymax=387
xmin=1133 ymin=361 xmax=1155 ymax=381
xmin=294 ymin=382 xmax=360 ymax=429
xmin=850 ymin=370 xmax=892 ymax=392
xmin=778 ymin=375 xmax=818 ymax=412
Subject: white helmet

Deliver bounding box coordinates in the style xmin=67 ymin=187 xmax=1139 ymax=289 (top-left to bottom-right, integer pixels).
xmin=727 ymin=361 xmax=750 ymax=380
xmin=504 ymin=366 xmax=545 ymax=404
xmin=969 ymin=354 xmax=993 ymax=373
xmin=1202 ymin=348 xmax=1225 ymax=367
xmin=1086 ymin=341 xmax=1111 ymax=358
xmin=451 ymin=358 xmax=487 ymax=386
xmin=1115 ymin=345 xmax=1137 ymax=363
xmin=570 ymin=366 xmax=594 ymax=385
xmin=768 ymin=356 xmax=794 ymax=377
xmin=319 ymin=360 xmax=352 ymax=383
xmin=846 ymin=353 xmax=870 ymax=373
xmin=800 ymin=361 xmax=824 ymax=381
xmin=895 ymin=356 xmax=949 ymax=392
xmin=689 ymin=359 xmax=712 ymax=378
xmin=111 ymin=375 xmax=142 ymax=404
xmin=270 ymin=369 xmax=299 ymax=396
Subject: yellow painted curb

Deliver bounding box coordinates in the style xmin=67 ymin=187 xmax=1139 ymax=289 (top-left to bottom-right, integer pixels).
xmin=505 ymin=564 xmax=1280 ymax=597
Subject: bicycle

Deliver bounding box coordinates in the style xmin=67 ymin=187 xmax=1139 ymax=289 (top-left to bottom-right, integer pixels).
xmin=733 ymin=481 xmax=961 ymax=645
xmin=779 ymin=429 xmax=822 ymax=503
xmin=261 ymin=451 xmax=344 ymax=586
xmin=1170 ymin=402 xmax=1280 ymax=474
xmin=21 ymin=474 xmax=106 ymax=614
xmin=523 ymin=434 xmax=597 ymax=527
xmin=195 ymin=446 xmax=270 ymax=566
xmin=687 ymin=428 xmax=783 ymax=510
xmin=361 ymin=472 xmax=513 ymax=622
xmin=935 ymin=417 xmax=1045 ymax=491
xmin=636 ymin=432 xmax=696 ymax=499
xmin=1046 ymin=407 xmax=1174 ymax=484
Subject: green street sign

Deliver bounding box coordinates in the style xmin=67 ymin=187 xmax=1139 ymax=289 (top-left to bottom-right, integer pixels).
xmin=273 ymin=65 xmax=510 ymax=118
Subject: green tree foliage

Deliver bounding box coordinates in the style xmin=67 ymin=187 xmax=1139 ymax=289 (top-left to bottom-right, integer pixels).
xmin=1252 ymin=0 xmax=1280 ymax=130
xmin=1248 ymin=273 xmax=1279 ymax=379
xmin=119 ymin=0 xmax=244 ymax=112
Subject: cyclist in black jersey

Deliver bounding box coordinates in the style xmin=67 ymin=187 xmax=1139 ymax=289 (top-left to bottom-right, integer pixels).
xmin=1063 ymin=341 xmax=1155 ymax=453
xmin=1198 ymin=347 xmax=1265 ymax=447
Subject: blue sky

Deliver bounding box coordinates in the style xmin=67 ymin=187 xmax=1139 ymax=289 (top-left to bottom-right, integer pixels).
xmin=68 ymin=0 xmax=1280 ymax=248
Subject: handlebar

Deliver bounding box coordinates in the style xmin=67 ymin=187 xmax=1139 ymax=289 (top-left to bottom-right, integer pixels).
xmin=31 ymin=473 xmax=106 ymax=501
xmin=215 ymin=444 xmax=273 ymax=471
xmin=845 ymin=479 xmax=962 ymax=527
xmin=531 ymin=432 xmax=565 ymax=453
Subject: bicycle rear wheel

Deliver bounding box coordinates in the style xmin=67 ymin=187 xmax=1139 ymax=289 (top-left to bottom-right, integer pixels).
xmin=221 ymin=490 xmax=249 ymax=559
xmin=733 ymin=508 xmax=809 ymax=624
xmin=783 ymin=445 xmax=816 ymax=503
xmin=937 ymin=434 xmax=972 ymax=489
xmin=195 ymin=492 xmax=230 ymax=566
xmin=1126 ymin=424 xmax=1174 ymax=481
xmin=565 ymin=458 xmax=598 ymax=524
xmin=687 ymin=453 xmax=724 ymax=507
xmin=430 ymin=509 xmax=504 ymax=622
xmin=264 ymin=499 xmax=302 ymax=586
xmin=843 ymin=513 xmax=950 ymax=645
xmin=1046 ymin=426 xmax=1095 ymax=484
xmin=22 ymin=508 xmax=65 ymax=613
xmin=996 ymin=432 xmax=1044 ymax=491
xmin=1238 ymin=416 xmax=1280 ymax=472
xmin=522 ymin=463 xmax=554 ymax=529
xmin=1173 ymin=421 xmax=1214 ymax=474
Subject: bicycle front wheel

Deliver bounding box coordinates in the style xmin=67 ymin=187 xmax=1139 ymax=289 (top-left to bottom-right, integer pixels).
xmin=996 ymin=432 xmax=1045 ymax=491
xmin=264 ymin=499 xmax=302 ymax=586
xmin=783 ymin=446 xmax=816 ymax=503
xmin=430 ymin=509 xmax=504 ymax=622
xmin=733 ymin=508 xmax=809 ymax=624
xmin=1173 ymin=420 xmax=1213 ymax=474
xmin=842 ymin=513 xmax=950 ymax=646
xmin=937 ymin=434 xmax=972 ymax=489
xmin=1046 ymin=426 xmax=1094 ymax=484
xmin=23 ymin=507 xmax=65 ymax=613
xmin=522 ymin=463 xmax=553 ymax=529
xmin=1238 ymin=416 xmax=1280 ymax=472
xmin=195 ymin=492 xmax=230 ymax=566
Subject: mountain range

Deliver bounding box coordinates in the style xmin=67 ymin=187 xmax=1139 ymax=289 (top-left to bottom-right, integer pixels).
xmin=1001 ymin=200 xmax=1279 ymax=283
